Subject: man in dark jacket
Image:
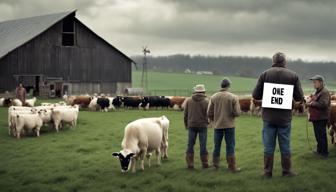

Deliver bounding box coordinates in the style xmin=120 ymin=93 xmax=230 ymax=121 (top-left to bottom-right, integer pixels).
xmin=184 ymin=84 xmax=209 ymax=169
xmin=252 ymin=52 xmax=304 ymax=178
xmin=307 ymin=75 xmax=331 ymax=158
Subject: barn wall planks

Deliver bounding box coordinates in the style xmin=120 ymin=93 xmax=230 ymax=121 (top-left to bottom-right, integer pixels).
xmin=0 ymin=14 xmax=132 ymax=94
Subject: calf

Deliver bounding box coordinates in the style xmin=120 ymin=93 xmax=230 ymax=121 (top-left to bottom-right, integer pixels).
xmin=112 ymin=116 xmax=170 ymax=173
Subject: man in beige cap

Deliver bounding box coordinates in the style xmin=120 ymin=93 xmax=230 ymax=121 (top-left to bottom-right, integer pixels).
xmin=184 ymin=84 xmax=209 ymax=169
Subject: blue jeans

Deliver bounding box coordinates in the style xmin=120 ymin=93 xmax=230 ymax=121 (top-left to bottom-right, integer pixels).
xmin=262 ymin=121 xmax=291 ymax=155
xmin=213 ymin=128 xmax=235 ymax=158
xmin=186 ymin=127 xmax=208 ymax=155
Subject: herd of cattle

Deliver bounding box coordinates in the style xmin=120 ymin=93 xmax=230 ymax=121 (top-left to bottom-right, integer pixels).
xmin=0 ymin=94 xmax=336 ymax=144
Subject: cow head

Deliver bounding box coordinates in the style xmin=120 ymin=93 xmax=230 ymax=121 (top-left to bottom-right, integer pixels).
xmin=112 ymin=150 xmax=135 ymax=172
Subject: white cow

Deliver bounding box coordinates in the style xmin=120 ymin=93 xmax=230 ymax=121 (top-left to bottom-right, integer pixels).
xmin=14 ymin=111 xmax=44 ymax=138
xmin=25 ymin=97 xmax=37 ymax=107
xmin=51 ymin=106 xmax=79 ymax=132
xmin=112 ymin=116 xmax=169 ymax=173
xmin=0 ymin=98 xmax=4 ymax=107
xmin=12 ymin=99 xmax=22 ymax=106
xmin=8 ymin=108 xmax=37 ymax=136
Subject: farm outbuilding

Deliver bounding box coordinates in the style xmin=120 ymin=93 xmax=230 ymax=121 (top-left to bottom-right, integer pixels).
xmin=0 ymin=10 xmax=134 ymax=97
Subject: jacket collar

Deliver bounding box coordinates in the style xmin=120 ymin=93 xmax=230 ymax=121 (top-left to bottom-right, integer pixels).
xmin=272 ymin=63 xmax=286 ymax=68
xmin=220 ymin=88 xmax=229 ymax=92
xmin=315 ymin=86 xmax=324 ymax=95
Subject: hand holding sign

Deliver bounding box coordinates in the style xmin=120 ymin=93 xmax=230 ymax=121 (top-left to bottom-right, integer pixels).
xmin=262 ymin=83 xmax=294 ymax=110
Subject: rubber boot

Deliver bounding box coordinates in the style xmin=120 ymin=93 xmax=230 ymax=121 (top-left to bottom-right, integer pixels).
xmin=186 ymin=153 xmax=194 ymax=170
xmin=281 ymin=154 xmax=297 ymax=177
xmin=212 ymin=156 xmax=220 ymax=169
xmin=227 ymin=155 xmax=241 ymax=173
xmin=201 ymin=154 xmax=209 ymax=169
xmin=263 ymin=154 xmax=274 ymax=178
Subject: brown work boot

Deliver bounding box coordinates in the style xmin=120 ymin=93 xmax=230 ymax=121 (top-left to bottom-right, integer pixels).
xmin=227 ymin=155 xmax=241 ymax=173
xmin=201 ymin=154 xmax=209 ymax=169
xmin=212 ymin=156 xmax=220 ymax=169
xmin=186 ymin=153 xmax=194 ymax=170
xmin=263 ymin=154 xmax=274 ymax=178
xmin=281 ymin=154 xmax=297 ymax=177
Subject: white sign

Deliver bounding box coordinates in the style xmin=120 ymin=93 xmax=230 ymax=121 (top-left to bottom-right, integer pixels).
xmin=262 ymin=83 xmax=294 ymax=110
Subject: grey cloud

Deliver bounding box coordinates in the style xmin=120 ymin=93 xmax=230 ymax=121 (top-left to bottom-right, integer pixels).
xmin=0 ymin=0 xmax=335 ymax=60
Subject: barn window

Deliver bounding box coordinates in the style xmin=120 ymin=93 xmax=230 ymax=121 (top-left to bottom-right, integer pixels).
xmin=62 ymin=17 xmax=75 ymax=46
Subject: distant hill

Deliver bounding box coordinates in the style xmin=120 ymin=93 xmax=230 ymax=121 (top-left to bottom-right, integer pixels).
xmin=131 ymin=55 xmax=336 ymax=82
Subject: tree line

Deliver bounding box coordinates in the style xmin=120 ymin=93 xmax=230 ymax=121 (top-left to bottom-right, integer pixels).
xmin=132 ymin=54 xmax=336 ymax=82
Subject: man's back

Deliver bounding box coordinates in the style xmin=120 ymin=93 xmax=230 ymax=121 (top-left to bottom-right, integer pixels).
xmin=208 ymin=90 xmax=240 ymax=129
xmin=253 ymin=65 xmax=304 ymax=125
xmin=184 ymin=93 xmax=209 ymax=128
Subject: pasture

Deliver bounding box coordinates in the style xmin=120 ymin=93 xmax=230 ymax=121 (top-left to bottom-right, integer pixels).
xmin=1 ymin=105 xmax=336 ymax=192
xmin=132 ymin=71 xmax=336 ymax=96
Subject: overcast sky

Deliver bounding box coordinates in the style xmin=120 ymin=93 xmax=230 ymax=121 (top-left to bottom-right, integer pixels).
xmin=0 ymin=0 xmax=336 ymax=61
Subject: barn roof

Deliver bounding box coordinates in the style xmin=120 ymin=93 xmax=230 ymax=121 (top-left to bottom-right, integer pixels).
xmin=0 ymin=10 xmax=135 ymax=63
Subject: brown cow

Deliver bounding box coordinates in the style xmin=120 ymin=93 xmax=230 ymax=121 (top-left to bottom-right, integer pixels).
xmin=66 ymin=95 xmax=92 ymax=108
xmin=292 ymin=101 xmax=305 ymax=116
xmin=239 ymin=98 xmax=251 ymax=115
xmin=329 ymin=102 xmax=336 ymax=145
xmin=250 ymin=99 xmax=262 ymax=116
xmin=331 ymin=94 xmax=336 ymax=101
xmin=169 ymin=96 xmax=186 ymax=110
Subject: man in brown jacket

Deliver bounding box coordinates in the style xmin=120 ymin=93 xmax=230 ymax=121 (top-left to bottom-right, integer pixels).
xmin=184 ymin=84 xmax=209 ymax=169
xmin=207 ymin=78 xmax=241 ymax=172
xmin=15 ymin=83 xmax=26 ymax=104
xmin=307 ymin=75 xmax=331 ymax=158
xmin=252 ymin=52 xmax=304 ymax=178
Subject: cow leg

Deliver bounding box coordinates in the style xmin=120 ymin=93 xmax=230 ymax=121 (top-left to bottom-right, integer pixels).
xmin=36 ymin=127 xmax=41 ymax=137
xmin=140 ymin=149 xmax=147 ymax=171
xmin=146 ymin=153 xmax=152 ymax=168
xmin=131 ymin=157 xmax=137 ymax=173
xmin=16 ymin=129 xmax=21 ymax=139
xmin=54 ymin=122 xmax=59 ymax=132
xmin=155 ymin=148 xmax=161 ymax=166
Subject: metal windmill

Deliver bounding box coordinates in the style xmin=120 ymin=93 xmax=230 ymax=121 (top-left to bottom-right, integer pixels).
xmin=141 ymin=46 xmax=150 ymax=90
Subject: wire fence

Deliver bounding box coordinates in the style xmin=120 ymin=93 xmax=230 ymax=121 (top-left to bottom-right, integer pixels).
xmin=144 ymin=88 xmax=334 ymax=97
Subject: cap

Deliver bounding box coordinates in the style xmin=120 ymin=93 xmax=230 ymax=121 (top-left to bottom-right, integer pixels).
xmin=309 ymin=75 xmax=325 ymax=82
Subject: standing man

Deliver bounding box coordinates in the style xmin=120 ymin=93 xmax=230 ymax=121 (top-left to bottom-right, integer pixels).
xmin=306 ymin=75 xmax=331 ymax=158
xmin=207 ymin=78 xmax=241 ymax=173
xmin=252 ymin=52 xmax=304 ymax=178
xmin=184 ymin=84 xmax=209 ymax=169
xmin=15 ymin=83 xmax=26 ymax=105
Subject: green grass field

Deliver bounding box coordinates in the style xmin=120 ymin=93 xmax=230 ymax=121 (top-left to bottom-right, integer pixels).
xmin=132 ymin=71 xmax=336 ymax=96
xmin=1 ymin=106 xmax=336 ymax=192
